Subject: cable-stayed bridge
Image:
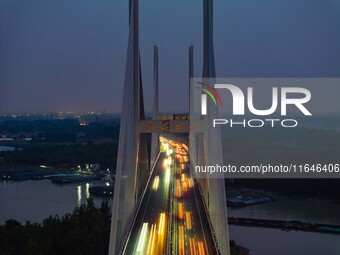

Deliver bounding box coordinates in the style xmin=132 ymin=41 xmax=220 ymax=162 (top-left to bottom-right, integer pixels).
xmin=108 ymin=1 xmax=230 ymax=254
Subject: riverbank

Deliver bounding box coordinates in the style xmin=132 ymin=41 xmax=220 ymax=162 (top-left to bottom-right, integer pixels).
xmin=0 ymin=199 xmax=111 ymax=255
xmin=229 ymin=225 xmax=340 ymax=255
xmin=0 ymin=179 xmax=111 ymax=223
xmin=227 ymin=189 xmax=340 ymax=255
xmin=229 ymin=217 xmax=340 ymax=235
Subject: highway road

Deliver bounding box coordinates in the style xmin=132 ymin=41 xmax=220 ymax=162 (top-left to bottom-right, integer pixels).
xmin=122 ymin=152 xmax=171 ymax=255
xmin=122 ymin=137 xmax=217 ymax=255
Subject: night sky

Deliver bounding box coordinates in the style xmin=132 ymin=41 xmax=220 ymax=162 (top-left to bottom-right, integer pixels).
xmin=0 ymin=0 xmax=339 ymax=113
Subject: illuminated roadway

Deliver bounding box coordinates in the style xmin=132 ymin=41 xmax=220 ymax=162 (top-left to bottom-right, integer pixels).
xmin=122 ymin=137 xmax=218 ymax=255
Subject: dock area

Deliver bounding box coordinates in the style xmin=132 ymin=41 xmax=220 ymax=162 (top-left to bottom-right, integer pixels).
xmin=1 ymin=169 xmax=59 ymax=180
xmin=1 ymin=168 xmax=103 ymax=184
xmin=228 ymin=217 xmax=340 ymax=235
xmin=51 ymin=175 xmax=101 ymax=184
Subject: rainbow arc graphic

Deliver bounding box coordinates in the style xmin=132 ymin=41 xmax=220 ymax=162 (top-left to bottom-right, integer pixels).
xmin=196 ymin=82 xmax=223 ymax=106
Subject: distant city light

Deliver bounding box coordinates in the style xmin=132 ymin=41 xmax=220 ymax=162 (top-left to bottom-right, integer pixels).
xmin=77 ymin=185 xmax=82 ymax=206
xmin=85 ymin=183 xmax=90 ymax=199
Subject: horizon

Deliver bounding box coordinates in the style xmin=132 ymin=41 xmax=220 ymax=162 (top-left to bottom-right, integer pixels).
xmin=1 ymin=0 xmax=340 ymax=113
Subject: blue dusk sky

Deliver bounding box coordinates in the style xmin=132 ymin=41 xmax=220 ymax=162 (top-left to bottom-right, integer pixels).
xmin=0 ymin=0 xmax=339 ymax=113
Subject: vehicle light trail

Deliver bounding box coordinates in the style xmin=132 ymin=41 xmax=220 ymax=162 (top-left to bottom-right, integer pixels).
xmin=183 ymin=181 xmax=188 ymax=193
xmin=185 ymin=211 xmax=192 ymax=230
xmin=137 ymin=223 xmax=149 ymax=253
xmin=147 ymin=224 xmax=156 ymax=255
xmin=165 ymin=166 xmax=171 ymax=184
xmin=152 ymin=176 xmax=160 ymax=190
xmin=197 ymin=242 xmax=206 ymax=255
xmin=167 ymin=156 xmax=172 ymax=166
xmin=178 ymin=225 xmax=185 ymax=255
xmin=189 ymin=237 xmax=197 ymax=255
xmin=123 ymin=138 xmax=216 ymax=255
xmin=178 ymin=202 xmax=184 ymax=219
xmin=181 ymin=173 xmax=186 ymax=183
xmin=158 ymin=213 xmax=166 ymax=235
xmin=188 ymin=178 xmax=194 ymax=188
xmin=163 ymin=159 xmax=169 ymax=168
xmin=175 ymin=179 xmax=182 ymax=198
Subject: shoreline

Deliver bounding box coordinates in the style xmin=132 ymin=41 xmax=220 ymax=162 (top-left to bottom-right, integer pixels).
xmin=229 ymin=217 xmax=340 ymax=235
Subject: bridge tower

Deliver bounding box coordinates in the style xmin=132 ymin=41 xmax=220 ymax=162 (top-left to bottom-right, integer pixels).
xmin=109 ymin=0 xmax=230 ymax=254
xmin=108 ymin=0 xmax=149 ymax=254
xmin=196 ymin=0 xmax=231 ymax=254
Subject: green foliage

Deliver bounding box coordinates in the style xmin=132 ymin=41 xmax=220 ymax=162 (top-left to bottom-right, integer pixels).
xmin=0 ymin=199 xmax=111 ymax=255
xmin=0 ymin=119 xmax=120 ymax=168
xmin=230 ymin=240 xmax=237 ymax=255
xmin=0 ymin=143 xmax=117 ymax=168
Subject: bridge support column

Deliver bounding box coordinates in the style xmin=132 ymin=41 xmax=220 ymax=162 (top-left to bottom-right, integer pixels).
xmin=108 ymin=0 xmax=149 ymax=254
xmin=200 ymin=1 xmax=231 ymax=254
xmin=151 ymin=46 xmax=160 ymax=169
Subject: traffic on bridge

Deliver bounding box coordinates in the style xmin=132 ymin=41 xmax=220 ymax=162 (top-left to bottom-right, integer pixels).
xmin=122 ymin=137 xmax=217 ymax=255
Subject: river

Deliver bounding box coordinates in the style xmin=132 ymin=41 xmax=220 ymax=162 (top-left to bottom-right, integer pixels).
xmin=228 ymin=195 xmax=340 ymax=255
xmin=0 ymin=179 xmax=111 ymax=223
xmin=229 ymin=225 xmax=340 ymax=255
xmin=1 ymin=180 xmax=340 ymax=254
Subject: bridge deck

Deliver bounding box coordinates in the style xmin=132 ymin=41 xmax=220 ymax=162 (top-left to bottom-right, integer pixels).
xmin=122 ymin=139 xmax=218 ymax=255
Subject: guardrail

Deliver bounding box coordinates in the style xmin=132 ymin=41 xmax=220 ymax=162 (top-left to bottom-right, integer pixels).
xmin=166 ymin=147 xmax=175 ymax=255
xmin=118 ymin=152 xmax=162 ymax=255
xmin=190 ymin=163 xmax=222 ymax=255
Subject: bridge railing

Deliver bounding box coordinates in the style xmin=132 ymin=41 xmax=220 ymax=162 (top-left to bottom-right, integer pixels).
xmin=118 ymin=152 xmax=162 ymax=255
xmin=190 ymin=163 xmax=222 ymax=255
xmin=166 ymin=146 xmax=176 ymax=255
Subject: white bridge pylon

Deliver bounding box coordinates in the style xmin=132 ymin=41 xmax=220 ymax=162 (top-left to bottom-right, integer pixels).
xmin=108 ymin=1 xmax=230 ymax=254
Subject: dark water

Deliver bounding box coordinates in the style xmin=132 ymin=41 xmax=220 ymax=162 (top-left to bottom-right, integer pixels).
xmin=1 ymin=180 xmax=340 ymax=255
xmin=228 ymin=195 xmax=340 ymax=225
xmin=228 ymin=196 xmax=340 ymax=255
xmin=229 ymin=225 xmax=340 ymax=255
xmin=0 ymin=179 xmax=111 ymax=223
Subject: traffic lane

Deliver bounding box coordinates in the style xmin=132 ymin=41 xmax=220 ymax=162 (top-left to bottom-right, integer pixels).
xmin=124 ymin=155 xmax=166 ymax=254
xmin=175 ymin=179 xmax=206 ymax=255
xmin=123 ymin=153 xmax=170 ymax=254
xmin=191 ymin=178 xmax=217 ymax=255
xmin=174 ymin=161 xmax=210 ymax=255
xmin=184 ymin=189 xmax=207 ymax=255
